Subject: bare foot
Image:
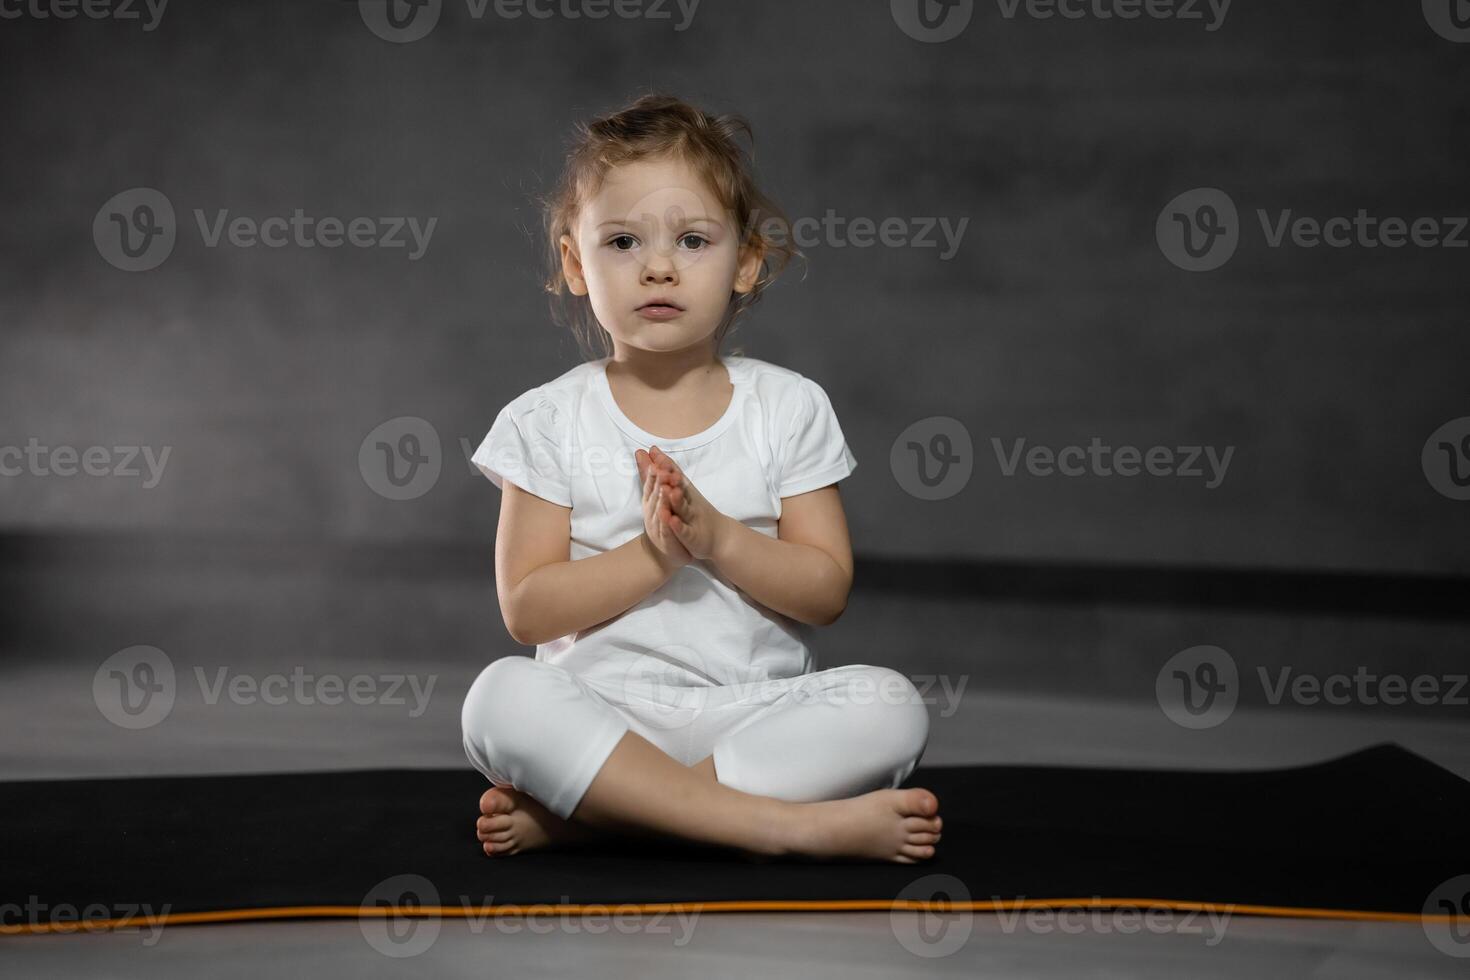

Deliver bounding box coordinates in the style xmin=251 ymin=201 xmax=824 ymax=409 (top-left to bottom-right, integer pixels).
xmin=784 ymin=787 xmax=943 ymax=864
xmin=476 ymin=786 xmax=593 ymax=857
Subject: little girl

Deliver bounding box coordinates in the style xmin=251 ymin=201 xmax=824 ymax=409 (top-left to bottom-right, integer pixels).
xmin=461 ymin=94 xmax=941 ymax=864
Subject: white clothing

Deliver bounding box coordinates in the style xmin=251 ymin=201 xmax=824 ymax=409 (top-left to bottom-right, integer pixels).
xmin=461 ymin=656 xmax=930 ymax=820
xmin=470 ymin=354 xmax=858 ymax=690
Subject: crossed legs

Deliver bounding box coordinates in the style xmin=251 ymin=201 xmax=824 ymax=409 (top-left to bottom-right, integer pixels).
xmin=462 ymin=658 xmax=942 ymax=863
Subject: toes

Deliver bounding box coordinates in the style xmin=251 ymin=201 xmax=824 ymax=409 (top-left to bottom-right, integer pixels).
xmin=907 ymin=832 xmax=940 ymax=845
xmin=903 ymin=815 xmax=941 ymax=834
xmin=477 ymin=814 xmax=512 ymax=833
xmin=480 ymin=787 xmax=516 ymax=815
xmin=896 ymin=788 xmax=938 ymax=817
xmin=476 ymin=821 xmax=515 ymax=843
xmin=899 ymin=842 xmax=936 ymax=860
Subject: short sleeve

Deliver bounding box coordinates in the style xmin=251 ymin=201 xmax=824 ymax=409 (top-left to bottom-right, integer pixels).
xmin=777 ymin=376 xmax=858 ymax=497
xmin=470 ymin=390 xmax=572 ymax=507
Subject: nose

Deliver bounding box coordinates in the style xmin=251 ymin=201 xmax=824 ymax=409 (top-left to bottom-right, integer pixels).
xmin=641 ymin=257 xmax=678 ymax=285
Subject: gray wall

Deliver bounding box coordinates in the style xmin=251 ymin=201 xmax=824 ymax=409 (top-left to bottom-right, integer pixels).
xmin=2 ymin=0 xmax=1468 ymax=578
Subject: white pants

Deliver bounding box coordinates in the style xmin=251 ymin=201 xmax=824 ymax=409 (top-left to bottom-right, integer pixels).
xmin=461 ymin=656 xmax=932 ymax=820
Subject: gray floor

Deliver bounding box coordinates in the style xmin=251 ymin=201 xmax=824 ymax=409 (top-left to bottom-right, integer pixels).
xmin=4 ymin=656 xmax=1466 ymax=977
xmin=5 ymin=907 xmax=1465 ymax=980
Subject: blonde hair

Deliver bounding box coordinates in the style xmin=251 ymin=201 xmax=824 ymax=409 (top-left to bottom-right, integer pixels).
xmin=539 ymin=93 xmax=802 ymax=361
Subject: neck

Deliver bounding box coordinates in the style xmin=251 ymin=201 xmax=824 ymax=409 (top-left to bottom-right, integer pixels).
xmin=606 ymin=340 xmax=723 ymax=392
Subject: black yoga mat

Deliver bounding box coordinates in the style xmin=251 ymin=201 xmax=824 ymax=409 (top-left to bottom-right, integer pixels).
xmin=2 ymin=744 xmax=1466 ymax=933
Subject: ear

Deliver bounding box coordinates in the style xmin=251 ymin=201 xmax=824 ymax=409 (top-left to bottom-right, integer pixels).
xmin=732 ymin=237 xmax=766 ymax=295
xmin=559 ymin=233 xmax=588 ymax=296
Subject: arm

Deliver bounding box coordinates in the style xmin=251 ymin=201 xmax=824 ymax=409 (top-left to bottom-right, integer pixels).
xmin=708 ymin=484 xmax=854 ymax=627
xmin=495 ymin=480 xmax=677 ymax=646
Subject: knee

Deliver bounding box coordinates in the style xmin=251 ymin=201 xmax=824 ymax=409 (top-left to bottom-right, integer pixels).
xmin=460 ymin=656 xmax=554 ymax=767
xmin=853 ymin=666 xmax=931 ymax=766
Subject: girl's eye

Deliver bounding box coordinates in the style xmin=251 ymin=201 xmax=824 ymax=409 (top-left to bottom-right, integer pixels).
xmin=678 ymin=234 xmax=709 ymax=251
xmin=609 ymin=234 xmax=638 ymax=251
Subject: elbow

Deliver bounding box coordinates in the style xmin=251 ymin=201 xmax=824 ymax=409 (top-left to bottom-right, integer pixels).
xmin=503 ymin=605 xmax=548 ymax=647
xmin=811 ymin=566 xmax=852 ymax=626
xmin=812 ymin=600 xmax=846 ymax=627
xmin=505 ymin=617 xmax=552 ymax=647
xmin=505 ymin=620 xmax=536 ymax=647
xmin=500 ymin=589 xmax=541 ymax=647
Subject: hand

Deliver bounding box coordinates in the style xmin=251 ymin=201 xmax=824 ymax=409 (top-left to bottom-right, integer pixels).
xmin=637 ymin=446 xmax=692 ymax=575
xmin=646 ymin=445 xmax=730 ymax=562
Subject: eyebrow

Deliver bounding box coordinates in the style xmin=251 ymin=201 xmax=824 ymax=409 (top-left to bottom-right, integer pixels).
xmin=595 ymin=215 xmax=724 ymax=230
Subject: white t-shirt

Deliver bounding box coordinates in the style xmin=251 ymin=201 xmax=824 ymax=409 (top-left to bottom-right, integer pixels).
xmin=471 ymin=353 xmax=858 ymax=690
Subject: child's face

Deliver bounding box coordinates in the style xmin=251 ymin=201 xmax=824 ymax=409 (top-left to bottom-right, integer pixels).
xmin=560 ymin=155 xmax=762 ymax=357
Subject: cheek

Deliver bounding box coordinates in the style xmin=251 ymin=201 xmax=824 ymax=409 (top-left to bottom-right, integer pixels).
xmin=581 ymin=250 xmax=636 ymax=290
xmin=688 ymin=245 xmax=740 ymax=290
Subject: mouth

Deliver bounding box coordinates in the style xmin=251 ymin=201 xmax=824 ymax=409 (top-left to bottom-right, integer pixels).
xmin=637 ymin=298 xmax=685 ymax=313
